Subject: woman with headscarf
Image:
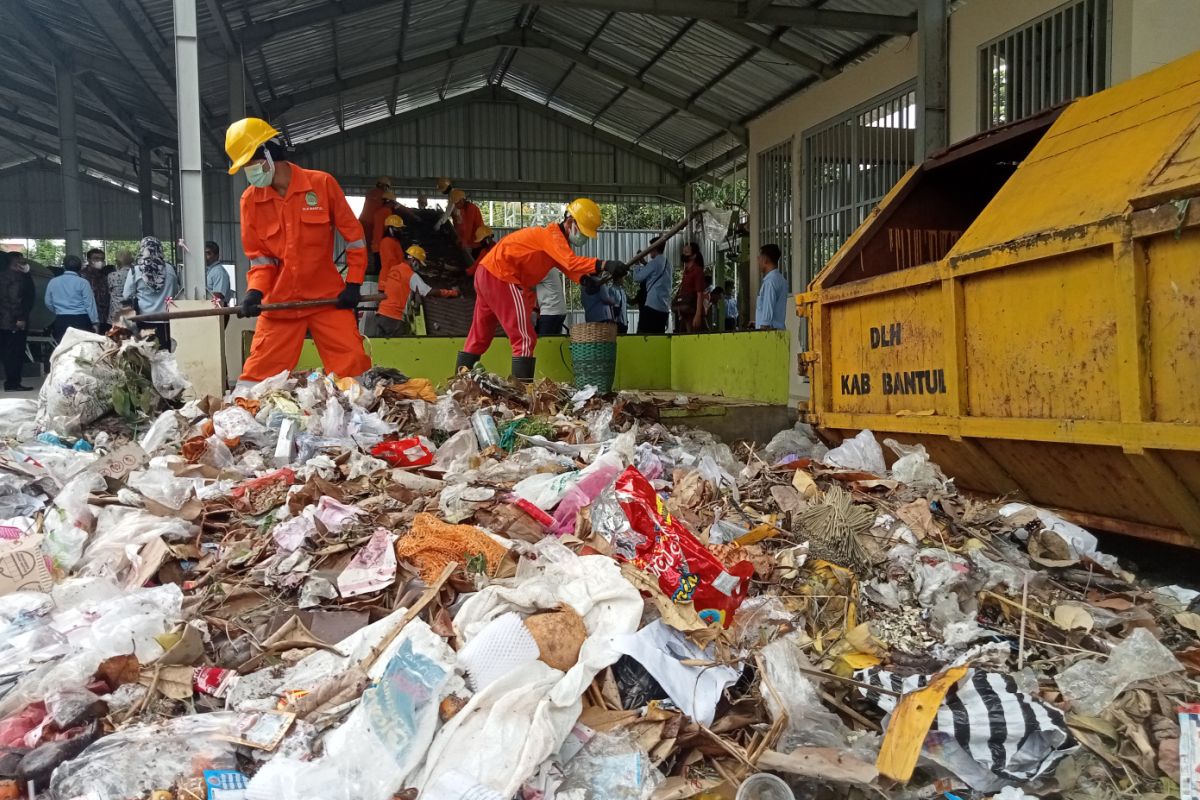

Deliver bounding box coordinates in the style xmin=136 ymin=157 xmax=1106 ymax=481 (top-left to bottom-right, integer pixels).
xmin=122 ymin=236 xmax=179 ymax=349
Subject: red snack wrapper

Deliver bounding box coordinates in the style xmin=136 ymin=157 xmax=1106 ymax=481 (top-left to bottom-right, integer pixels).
xmin=613 ymin=466 xmax=753 ymax=627
xmin=193 ymin=666 xmax=239 ymax=699
xmin=371 ymin=437 xmax=435 ymax=468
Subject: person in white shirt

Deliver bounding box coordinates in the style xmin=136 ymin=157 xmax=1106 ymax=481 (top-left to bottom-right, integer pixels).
xmin=534 ymin=269 xmax=567 ymax=335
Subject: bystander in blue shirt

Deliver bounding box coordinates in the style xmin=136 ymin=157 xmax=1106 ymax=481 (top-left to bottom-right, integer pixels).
xmin=44 ymin=270 xmax=98 ymax=323
xmin=582 ymin=283 xmax=617 ymax=323
xmin=631 ymin=252 xmax=671 ymax=313
xmin=755 ymin=267 xmax=789 ymax=330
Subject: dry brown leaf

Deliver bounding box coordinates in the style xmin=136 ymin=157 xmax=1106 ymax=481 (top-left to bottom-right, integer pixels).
xmin=96 ymin=654 xmax=140 ymax=688
xmin=1175 ymin=612 xmax=1200 ymax=635
xmin=895 ymin=500 xmax=939 ymax=539
xmin=791 ymin=469 xmax=818 ymax=500
xmin=843 ymin=622 xmax=889 ymax=658
xmin=1054 ymin=604 xmax=1096 ymax=632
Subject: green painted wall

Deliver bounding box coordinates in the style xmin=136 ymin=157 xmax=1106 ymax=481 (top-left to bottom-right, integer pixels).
xmin=671 ymin=331 xmax=790 ymax=404
xmin=295 ymin=330 xmax=788 ymax=403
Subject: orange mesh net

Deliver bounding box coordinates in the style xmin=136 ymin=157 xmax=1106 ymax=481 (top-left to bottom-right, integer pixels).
xmin=395 ymin=513 xmax=508 ymax=582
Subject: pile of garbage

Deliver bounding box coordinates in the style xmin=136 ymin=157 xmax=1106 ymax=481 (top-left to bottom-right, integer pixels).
xmin=2 ymin=344 xmax=1199 ymax=800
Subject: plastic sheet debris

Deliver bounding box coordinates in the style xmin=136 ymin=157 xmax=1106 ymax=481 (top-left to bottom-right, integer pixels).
xmin=557 ymin=729 xmax=662 ymax=800
xmin=1055 ymin=627 xmax=1183 ymax=716
xmin=823 ymin=429 xmax=886 ymax=475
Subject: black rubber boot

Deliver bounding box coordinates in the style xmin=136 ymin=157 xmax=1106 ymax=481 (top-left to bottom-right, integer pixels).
xmin=512 ymin=356 xmax=536 ymax=383
xmin=456 ymin=351 xmax=480 ymax=372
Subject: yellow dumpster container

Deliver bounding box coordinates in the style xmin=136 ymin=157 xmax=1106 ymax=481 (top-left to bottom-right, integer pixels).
xmin=798 ymin=51 xmax=1200 ymax=548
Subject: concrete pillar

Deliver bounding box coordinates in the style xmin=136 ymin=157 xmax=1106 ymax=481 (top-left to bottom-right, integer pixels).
xmin=138 ymin=141 xmax=155 ymax=237
xmin=227 ymin=55 xmax=247 ymax=293
xmin=173 ymin=0 xmax=206 ymax=298
xmin=917 ymin=0 xmax=949 ymax=158
xmin=54 ymin=62 xmax=83 ymax=258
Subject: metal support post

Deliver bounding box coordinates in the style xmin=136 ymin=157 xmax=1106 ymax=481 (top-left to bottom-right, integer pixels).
xmin=227 ymin=52 xmax=245 ymax=124
xmin=54 ymin=62 xmax=83 ymax=258
xmin=917 ymin=0 xmax=948 ymax=158
xmin=173 ymin=0 xmax=206 ymax=298
xmin=138 ymin=141 xmax=155 ymax=237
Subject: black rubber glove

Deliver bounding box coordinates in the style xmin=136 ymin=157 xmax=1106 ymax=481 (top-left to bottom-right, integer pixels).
xmin=336 ymin=282 xmax=362 ymax=310
xmin=600 ymin=260 xmax=629 ymax=281
xmin=238 ymin=289 xmax=264 ymax=318
xmin=580 ymin=273 xmax=602 ymax=293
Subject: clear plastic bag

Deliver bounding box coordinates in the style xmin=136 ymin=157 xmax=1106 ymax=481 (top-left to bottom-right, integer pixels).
xmin=432 ymin=393 xmax=470 ymax=432
xmin=822 ymin=429 xmax=886 ymax=475
xmin=1055 ymin=627 xmax=1182 ymax=715
xmin=138 ymin=410 xmax=182 ymax=453
xmin=763 ymin=423 xmax=826 ymax=465
xmin=557 ymin=729 xmax=662 ymax=800
xmin=127 ymin=467 xmax=197 ymax=511
xmin=79 ymin=506 xmax=196 ymax=580
xmin=49 ymin=712 xmax=242 ymax=800
xmin=761 ymin=630 xmax=857 ymax=750
xmin=0 ymin=399 xmax=38 ymax=441
xmin=42 ymin=471 xmax=104 ymax=574
xmin=883 ymin=439 xmax=947 ymax=488
xmin=149 ymin=348 xmax=191 ymax=399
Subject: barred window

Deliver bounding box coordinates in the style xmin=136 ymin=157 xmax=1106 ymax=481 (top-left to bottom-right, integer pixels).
xmin=979 ymin=0 xmax=1111 ymax=130
xmin=802 ymin=83 xmax=916 ymax=283
xmin=756 ymin=139 xmax=793 ymax=283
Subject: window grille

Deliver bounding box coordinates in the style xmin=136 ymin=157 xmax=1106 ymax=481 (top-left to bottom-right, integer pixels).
xmin=756 ymin=139 xmax=793 ymax=282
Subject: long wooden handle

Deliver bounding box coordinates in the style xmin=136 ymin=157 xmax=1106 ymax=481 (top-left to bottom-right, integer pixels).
xmin=627 ymin=210 xmax=704 ymax=265
xmin=128 ymin=293 xmax=386 ymax=323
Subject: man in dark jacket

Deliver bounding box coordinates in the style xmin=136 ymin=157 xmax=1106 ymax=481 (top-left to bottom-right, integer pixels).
xmin=0 ymin=252 xmax=35 ymax=391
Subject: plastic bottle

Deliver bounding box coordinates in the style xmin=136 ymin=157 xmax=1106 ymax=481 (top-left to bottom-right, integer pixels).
xmin=471 ymin=409 xmax=500 ymax=449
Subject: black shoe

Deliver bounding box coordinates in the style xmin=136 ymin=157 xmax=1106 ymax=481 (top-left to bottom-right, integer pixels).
xmin=455 ymin=351 xmax=480 ymax=372
xmin=4 ymin=384 xmax=32 ymax=392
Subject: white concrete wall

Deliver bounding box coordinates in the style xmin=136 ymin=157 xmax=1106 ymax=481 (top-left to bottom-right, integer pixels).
xmin=748 ymin=0 xmax=1200 ymax=406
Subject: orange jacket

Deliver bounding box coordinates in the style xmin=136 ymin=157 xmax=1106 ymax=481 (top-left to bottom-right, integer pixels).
xmin=242 ymin=164 xmax=367 ymax=316
xmin=358 ymin=186 xmax=387 ymax=245
xmin=371 ymin=204 xmax=396 ymax=253
xmin=454 ymin=201 xmax=484 ymax=251
xmin=478 ymin=223 xmax=598 ymax=289
xmin=378 ymin=237 xmax=415 ymax=320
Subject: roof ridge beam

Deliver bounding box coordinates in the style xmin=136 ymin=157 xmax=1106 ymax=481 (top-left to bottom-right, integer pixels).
xmin=713 ymin=21 xmax=839 ymax=79
xmin=484 ymin=0 xmax=916 ymax=33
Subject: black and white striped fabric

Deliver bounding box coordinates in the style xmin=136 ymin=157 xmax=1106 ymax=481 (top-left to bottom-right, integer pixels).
xmin=856 ymin=667 xmax=1077 ymax=785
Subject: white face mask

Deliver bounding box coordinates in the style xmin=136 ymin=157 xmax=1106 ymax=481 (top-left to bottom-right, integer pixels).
xmin=567 ymin=222 xmax=586 ymax=248
xmin=244 ymin=151 xmax=275 ymax=188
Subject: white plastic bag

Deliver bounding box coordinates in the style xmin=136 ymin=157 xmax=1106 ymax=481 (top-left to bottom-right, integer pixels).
xmin=37 ymin=329 xmax=120 ymax=434
xmin=823 ymin=429 xmax=886 ymax=475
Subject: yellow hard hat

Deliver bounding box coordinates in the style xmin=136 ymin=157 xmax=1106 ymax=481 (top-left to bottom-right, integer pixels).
xmin=406 ymin=245 xmax=427 ymax=264
xmin=384 ymin=214 xmax=405 ymax=229
xmin=382 ymin=190 xmax=397 ymax=202
xmin=225 ymin=117 xmax=281 ymax=175
xmin=376 ymin=176 xmax=392 ymax=187
xmin=567 ymin=198 xmax=601 ymax=238
xmin=474 ymin=224 xmax=493 ymax=243
xmin=436 ymin=177 xmax=453 ymax=193
xmin=449 ymin=188 xmax=466 ymax=205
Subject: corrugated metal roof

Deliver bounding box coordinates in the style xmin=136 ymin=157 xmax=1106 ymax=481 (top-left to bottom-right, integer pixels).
xmin=0 ymin=0 xmax=917 ymax=193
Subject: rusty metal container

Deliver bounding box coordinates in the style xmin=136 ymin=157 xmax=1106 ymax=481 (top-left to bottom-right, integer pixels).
xmin=798 ymin=51 xmax=1200 ymax=547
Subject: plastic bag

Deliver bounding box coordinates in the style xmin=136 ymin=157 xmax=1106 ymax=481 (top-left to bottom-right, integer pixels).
xmin=50 ymin=712 xmax=242 ymax=800
xmin=557 ymin=729 xmax=662 ymax=800
xmin=432 ymin=393 xmax=470 ymax=432
xmin=0 ymin=399 xmax=38 ymax=441
xmin=823 ymin=429 xmax=886 ymax=475
xmin=138 ymin=410 xmax=182 ymax=453
xmin=37 ymin=328 xmax=119 ymax=434
xmin=0 ymin=474 xmax=43 ymax=518
xmin=432 ymin=430 xmax=478 ymax=473
xmin=1055 ymin=627 xmax=1182 ymax=715
xmin=550 ymin=452 xmax=625 ymax=535
xmin=612 ymin=466 xmax=753 ymax=627
xmin=42 ymin=471 xmax=105 ymax=574
xmin=999 ymin=503 xmax=1122 ymax=574
xmin=149 ymin=348 xmax=191 ymax=399
xmin=514 ymin=470 xmax=583 ymax=511
xmin=883 ymin=439 xmax=947 ymax=488
xmin=762 ymin=630 xmax=856 ymax=750
xmin=79 ymin=506 xmax=196 ymax=580
xmin=371 ymin=437 xmax=435 ymax=468
xmin=127 ymin=467 xmax=197 ymax=511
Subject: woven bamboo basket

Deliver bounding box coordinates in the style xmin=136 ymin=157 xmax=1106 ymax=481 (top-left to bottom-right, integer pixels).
xmin=569 ymin=322 xmax=618 ymax=392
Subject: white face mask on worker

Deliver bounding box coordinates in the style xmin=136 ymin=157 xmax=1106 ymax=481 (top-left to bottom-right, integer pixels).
xmin=568 ymin=223 xmax=587 ymax=247
xmin=244 ymin=152 xmax=275 ymax=188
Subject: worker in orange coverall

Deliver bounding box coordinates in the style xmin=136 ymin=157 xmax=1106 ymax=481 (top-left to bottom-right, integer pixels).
xmin=466 ymin=225 xmax=496 ymax=277
xmin=225 ymin=118 xmax=372 ymax=386
xmin=370 ymin=191 xmax=400 ymax=258
xmin=449 ymin=189 xmax=484 ymax=253
xmin=376 ymin=219 xmax=458 ymax=336
xmin=455 ymin=198 xmax=628 ymax=381
xmin=359 ymin=175 xmax=391 ymax=272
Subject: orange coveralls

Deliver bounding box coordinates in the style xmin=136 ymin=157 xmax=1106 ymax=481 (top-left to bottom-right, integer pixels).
xmin=371 ymin=203 xmax=396 ymax=254
xmin=464 ymin=223 xmax=599 ymax=358
xmin=238 ymin=164 xmax=372 ymax=382
xmin=454 ymin=201 xmax=484 ymax=252
xmin=358 ymin=185 xmax=387 ymax=246
xmin=377 ymin=237 xmax=416 ymax=321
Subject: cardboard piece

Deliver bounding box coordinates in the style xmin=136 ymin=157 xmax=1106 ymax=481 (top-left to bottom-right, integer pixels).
xmin=93 ymin=443 xmax=147 ymax=482
xmin=0 ymin=535 xmax=53 ymax=596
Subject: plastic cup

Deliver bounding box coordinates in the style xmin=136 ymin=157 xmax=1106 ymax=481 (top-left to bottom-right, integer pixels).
xmin=735 ymin=773 xmax=795 ymax=800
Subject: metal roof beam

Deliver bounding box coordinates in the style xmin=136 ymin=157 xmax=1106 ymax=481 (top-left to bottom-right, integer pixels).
xmin=200 ymin=0 xmax=267 ymax=117
xmin=1 ymin=106 xmax=141 ymax=165
xmin=0 ymin=74 xmax=175 ymax=148
xmin=487 ymin=0 xmax=916 ymax=33
xmin=528 ymin=31 xmax=747 ymax=141
xmin=239 ymin=0 xmax=399 ymax=47
xmin=684 ymin=143 xmax=746 ymax=181
xmin=1 ymin=127 xmax=158 ymax=189
xmin=714 ymin=21 xmax=839 ymax=78
xmin=335 ymin=175 xmax=684 ymax=201
xmin=267 ymin=31 xmax=524 ymax=115
xmin=294 ymin=85 xmax=685 ymax=180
